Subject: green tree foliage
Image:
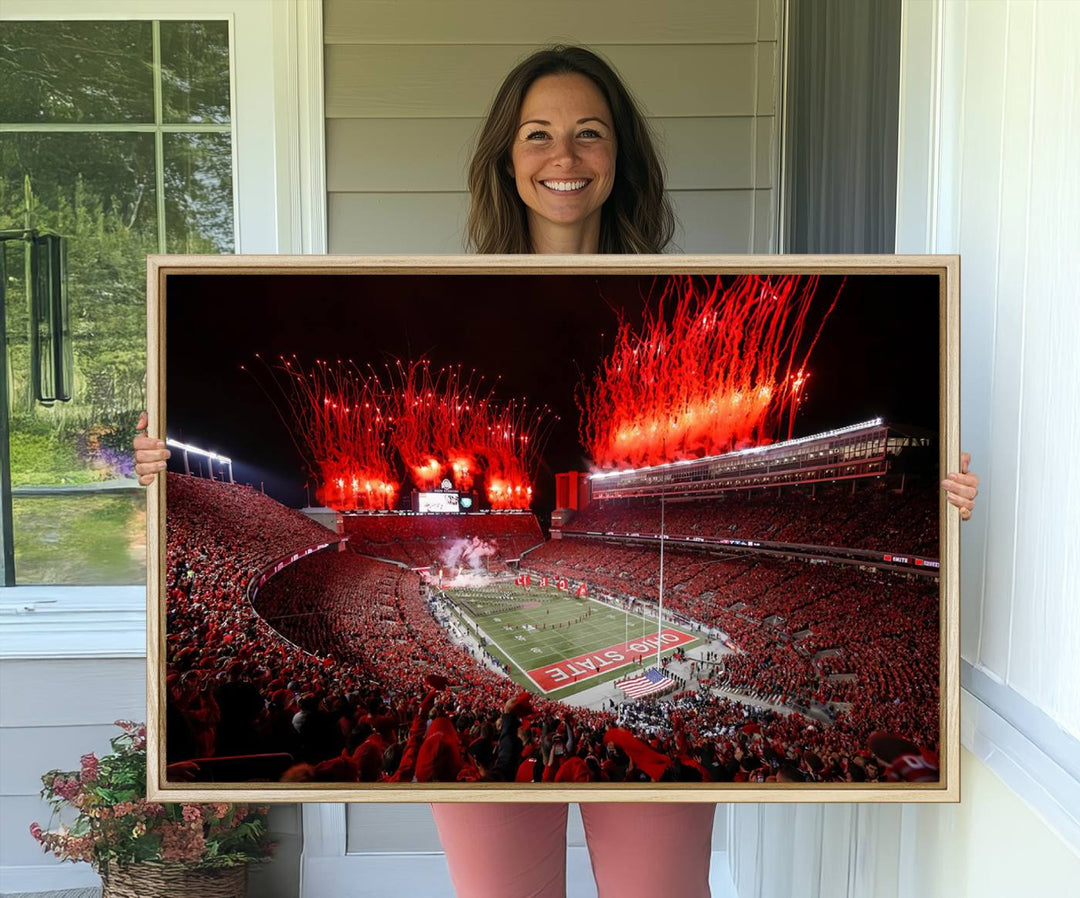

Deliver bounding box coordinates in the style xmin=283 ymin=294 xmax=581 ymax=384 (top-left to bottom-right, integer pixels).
xmin=0 ymin=22 xmax=155 ymax=124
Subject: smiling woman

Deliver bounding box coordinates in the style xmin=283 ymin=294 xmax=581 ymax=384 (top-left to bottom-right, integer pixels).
xmin=466 ymin=45 xmax=674 ymax=255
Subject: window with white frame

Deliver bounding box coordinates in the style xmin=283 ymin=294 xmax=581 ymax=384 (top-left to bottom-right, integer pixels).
xmin=0 ymin=19 xmax=235 ymax=585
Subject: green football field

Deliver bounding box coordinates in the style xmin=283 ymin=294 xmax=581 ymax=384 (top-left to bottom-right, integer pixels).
xmin=441 ymin=581 xmax=703 ymax=700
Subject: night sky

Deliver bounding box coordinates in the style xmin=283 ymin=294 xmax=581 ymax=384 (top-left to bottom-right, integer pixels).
xmin=164 ymin=272 xmax=941 ymax=514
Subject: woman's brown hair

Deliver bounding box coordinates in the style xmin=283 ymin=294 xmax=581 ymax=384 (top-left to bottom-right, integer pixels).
xmin=466 ymin=46 xmax=675 ymax=254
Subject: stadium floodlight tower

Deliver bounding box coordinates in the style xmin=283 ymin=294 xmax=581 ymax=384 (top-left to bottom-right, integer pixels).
xmin=656 ymin=483 xmax=666 ymax=668
xmin=166 ymin=438 xmax=234 ymax=483
xmin=655 ymin=437 xmax=668 ymax=669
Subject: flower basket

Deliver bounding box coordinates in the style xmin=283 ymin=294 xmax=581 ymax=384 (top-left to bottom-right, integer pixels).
xmin=31 ymin=721 xmax=273 ymax=889
xmin=102 ymin=861 xmax=247 ymax=898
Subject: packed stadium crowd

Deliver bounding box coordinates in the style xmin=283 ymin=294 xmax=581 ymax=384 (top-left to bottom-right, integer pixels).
xmin=567 ymin=480 xmax=938 ymax=557
xmin=164 ymin=473 xmax=940 ymax=786
xmin=343 ymin=512 xmax=544 ymax=569
xmin=525 ymin=538 xmax=939 ymax=747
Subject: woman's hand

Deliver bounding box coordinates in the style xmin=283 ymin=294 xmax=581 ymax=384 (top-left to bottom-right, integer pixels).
xmin=942 ymin=452 xmax=979 ymax=521
xmin=133 ymin=411 xmax=170 ymax=486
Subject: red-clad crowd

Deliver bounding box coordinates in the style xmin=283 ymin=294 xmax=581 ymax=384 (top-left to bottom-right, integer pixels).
xmin=525 ymin=536 xmax=939 ymax=750
xmin=343 ymin=513 xmax=544 ymax=569
xmin=567 ymin=480 xmax=938 ymax=557
xmin=164 ymin=473 xmax=938 ymax=786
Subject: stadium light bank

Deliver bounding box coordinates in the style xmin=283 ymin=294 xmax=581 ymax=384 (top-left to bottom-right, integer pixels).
xmin=166 ymin=438 xmax=234 ymax=483
xmin=588 ymin=417 xmax=885 ymax=481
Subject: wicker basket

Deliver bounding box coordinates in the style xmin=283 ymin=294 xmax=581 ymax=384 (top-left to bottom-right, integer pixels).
xmin=101 ymin=862 xmax=247 ymax=898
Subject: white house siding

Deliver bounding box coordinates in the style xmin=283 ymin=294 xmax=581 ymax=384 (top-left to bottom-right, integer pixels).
xmin=324 ymin=0 xmax=782 ymax=253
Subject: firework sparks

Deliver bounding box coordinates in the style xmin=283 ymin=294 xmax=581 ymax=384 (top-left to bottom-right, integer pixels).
xmin=383 ymin=361 xmax=556 ymax=509
xmin=470 ymin=397 xmax=550 ymax=509
xmin=247 ymin=356 xmax=556 ymax=511
xmin=579 ymin=275 xmax=842 ymax=468
xmin=384 ymin=360 xmax=483 ymax=491
xmin=246 ymin=355 xmax=400 ymax=511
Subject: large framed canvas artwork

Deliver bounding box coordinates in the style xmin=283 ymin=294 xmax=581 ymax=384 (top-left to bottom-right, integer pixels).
xmin=145 ymin=255 xmax=959 ymax=803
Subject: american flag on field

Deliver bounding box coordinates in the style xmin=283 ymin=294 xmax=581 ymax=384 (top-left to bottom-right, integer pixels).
xmin=617 ymin=667 xmax=674 ymax=700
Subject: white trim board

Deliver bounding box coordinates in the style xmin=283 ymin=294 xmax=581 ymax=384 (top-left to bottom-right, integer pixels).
xmin=961 ymin=677 xmax=1080 ymax=855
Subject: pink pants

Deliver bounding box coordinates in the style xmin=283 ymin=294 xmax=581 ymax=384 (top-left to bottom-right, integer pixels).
xmin=431 ymin=802 xmax=715 ymax=898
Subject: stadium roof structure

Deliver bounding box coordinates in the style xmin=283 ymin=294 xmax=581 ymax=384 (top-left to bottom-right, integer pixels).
xmin=588 ymin=418 xmax=934 ymax=500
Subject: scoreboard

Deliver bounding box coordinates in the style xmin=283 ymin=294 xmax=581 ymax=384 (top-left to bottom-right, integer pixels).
xmin=411 ymin=478 xmax=478 ymax=513
xmin=417 ymin=491 xmax=460 ymax=514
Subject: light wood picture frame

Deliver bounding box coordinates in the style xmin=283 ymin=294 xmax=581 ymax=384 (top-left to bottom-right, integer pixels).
xmin=146 ymin=254 xmax=960 ymax=803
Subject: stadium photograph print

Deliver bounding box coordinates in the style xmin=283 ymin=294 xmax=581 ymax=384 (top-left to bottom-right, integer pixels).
xmin=145 ymin=255 xmax=959 ymax=803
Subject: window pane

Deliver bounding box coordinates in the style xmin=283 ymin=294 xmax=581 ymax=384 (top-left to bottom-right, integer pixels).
xmin=12 ymin=493 xmax=145 ymax=585
xmin=2 ymin=131 xmax=157 ymax=584
xmin=0 ymin=21 xmax=154 ymax=124
xmin=1 ymin=132 xmax=157 ymax=413
xmin=160 ymin=21 xmax=232 ymax=124
xmin=0 ymin=133 xmax=158 ymax=236
xmin=164 ymin=132 xmax=235 ymax=252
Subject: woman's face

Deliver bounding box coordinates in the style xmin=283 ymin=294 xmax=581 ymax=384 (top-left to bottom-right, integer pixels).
xmin=509 ymin=73 xmax=616 ymax=245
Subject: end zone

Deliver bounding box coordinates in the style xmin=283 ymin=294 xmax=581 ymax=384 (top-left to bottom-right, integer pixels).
xmin=527 ymin=629 xmax=695 ymax=693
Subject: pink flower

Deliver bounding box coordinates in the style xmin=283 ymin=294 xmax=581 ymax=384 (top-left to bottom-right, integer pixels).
xmin=52 ymin=777 xmax=80 ymax=801
xmin=29 ymin=822 xmax=43 ymax=842
xmin=181 ymin=805 xmax=202 ymax=824
xmin=137 ymin=799 xmax=166 ymax=817
xmin=160 ymin=821 xmax=206 ymax=863
xmin=80 ymin=753 xmax=100 ymax=782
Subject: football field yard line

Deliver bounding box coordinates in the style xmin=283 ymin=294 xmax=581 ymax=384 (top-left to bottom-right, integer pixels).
xmin=486 ymin=634 xmax=546 ymax=692
xmin=446 ymin=584 xmax=700 ymax=697
xmin=446 ymin=594 xmax=547 ymax=691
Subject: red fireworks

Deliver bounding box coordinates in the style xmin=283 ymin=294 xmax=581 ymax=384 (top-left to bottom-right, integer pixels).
xmin=388 ymin=361 xmax=555 ymax=509
xmin=579 ymin=275 xmax=842 ymax=469
xmin=248 ymin=356 xmax=555 ymax=511
xmin=386 ymin=360 xmax=482 ymax=492
xmin=247 ymin=355 xmax=400 ymax=510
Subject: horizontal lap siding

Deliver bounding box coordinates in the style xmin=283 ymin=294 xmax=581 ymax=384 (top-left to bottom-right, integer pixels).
xmin=329 ymin=191 xmax=468 ymax=253
xmin=0 ymin=658 xmax=146 ymax=868
xmin=324 ymin=0 xmax=762 ymax=45
xmin=324 ymin=0 xmax=780 ymax=254
xmin=325 ymin=44 xmax=760 ymax=118
xmin=0 ymin=723 xmax=129 ymax=795
xmin=327 ymin=117 xmax=762 ymax=192
xmin=328 ymin=188 xmax=760 ymax=254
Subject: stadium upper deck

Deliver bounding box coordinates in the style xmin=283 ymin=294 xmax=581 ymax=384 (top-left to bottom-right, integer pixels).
xmin=588 ymin=418 xmax=933 ymax=500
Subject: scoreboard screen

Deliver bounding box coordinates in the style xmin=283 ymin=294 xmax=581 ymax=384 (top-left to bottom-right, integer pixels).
xmin=418 ymin=491 xmax=460 ymax=514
